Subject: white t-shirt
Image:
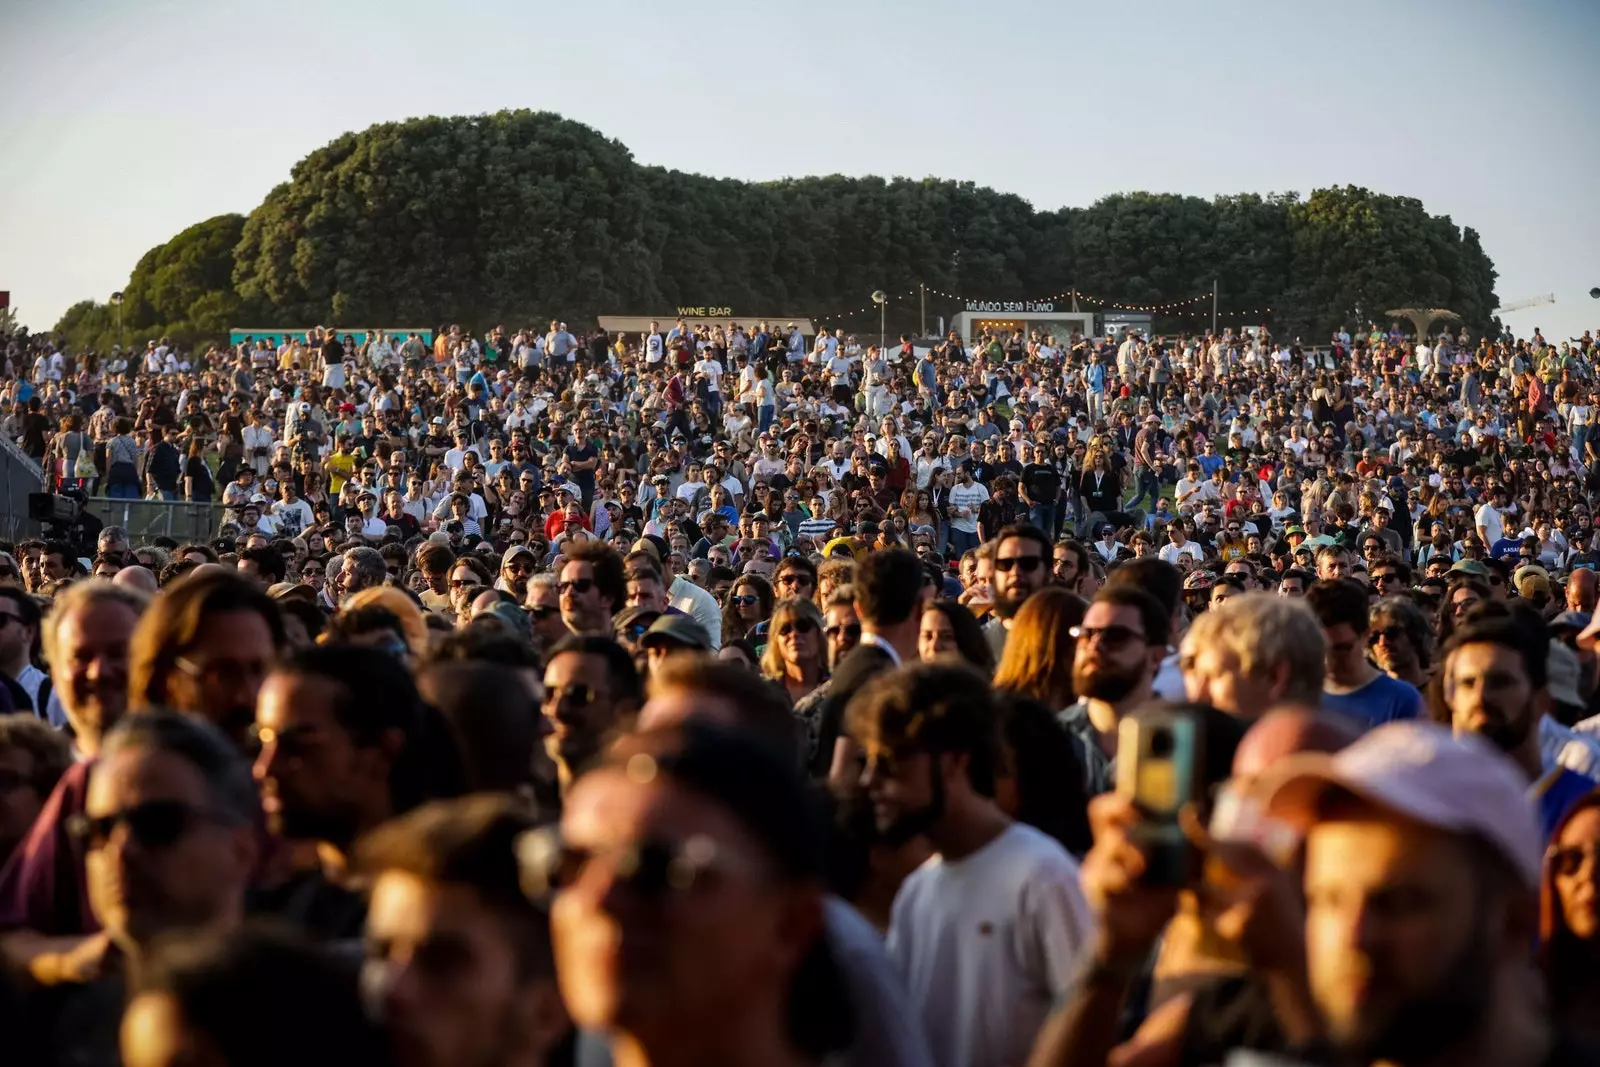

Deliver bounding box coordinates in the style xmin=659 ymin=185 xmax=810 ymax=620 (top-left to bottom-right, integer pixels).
xmin=888 ymin=823 xmax=1090 ymax=1067
xmin=1475 ymin=502 xmax=1504 ymax=545
xmin=694 ymin=357 xmax=723 ymax=394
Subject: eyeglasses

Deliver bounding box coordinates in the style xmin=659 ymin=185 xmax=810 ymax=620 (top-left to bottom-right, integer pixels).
xmin=67 ymin=800 xmax=232 ymax=852
xmin=518 ymin=827 xmax=744 ymax=904
xmin=558 ymin=578 xmax=595 ymax=596
xmin=1069 ymin=624 xmax=1147 ymax=649
xmin=994 ymin=555 xmax=1043 ymax=573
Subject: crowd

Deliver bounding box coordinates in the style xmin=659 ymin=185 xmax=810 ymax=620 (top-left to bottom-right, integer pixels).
xmin=0 ymin=316 xmax=1596 ymax=1065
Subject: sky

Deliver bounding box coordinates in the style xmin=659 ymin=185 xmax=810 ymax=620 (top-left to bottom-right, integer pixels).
xmin=3 ymin=0 xmax=1597 ymax=341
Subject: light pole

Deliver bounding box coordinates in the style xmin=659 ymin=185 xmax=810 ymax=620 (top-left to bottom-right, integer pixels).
xmin=110 ymin=290 xmax=125 ymax=350
xmin=872 ymin=290 xmax=887 ymax=350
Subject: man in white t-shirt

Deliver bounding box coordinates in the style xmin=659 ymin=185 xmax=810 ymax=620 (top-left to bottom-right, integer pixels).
xmin=856 ymin=664 xmax=1090 ymax=1067
xmin=1475 ymin=485 xmax=1509 ymax=549
xmin=643 ymin=321 xmax=665 ymax=365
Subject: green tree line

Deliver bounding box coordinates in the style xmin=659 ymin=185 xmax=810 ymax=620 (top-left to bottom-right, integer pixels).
xmin=53 ymin=109 xmax=1499 ymax=352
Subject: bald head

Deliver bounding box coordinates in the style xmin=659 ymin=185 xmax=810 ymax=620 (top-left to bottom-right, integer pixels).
xmin=1569 ymin=568 xmax=1597 ymax=613
xmin=112 ymin=565 xmax=158 ymax=593
xmin=1232 ymin=705 xmax=1361 ymax=783
xmin=190 ymin=563 xmax=231 ymax=581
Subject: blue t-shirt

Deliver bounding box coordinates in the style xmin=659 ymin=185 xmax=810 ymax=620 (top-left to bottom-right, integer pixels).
xmin=1533 ymin=767 xmax=1596 ymax=843
xmin=1322 ymin=673 xmax=1424 ymax=730
xmin=1490 ymin=537 xmax=1524 ymax=559
xmin=1197 ymin=453 xmax=1225 ymax=478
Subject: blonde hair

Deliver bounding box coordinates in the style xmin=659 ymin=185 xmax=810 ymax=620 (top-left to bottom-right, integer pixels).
xmin=1183 ymin=592 xmax=1325 ymax=704
xmin=760 ymin=597 xmax=827 ymax=681
xmin=343 ymin=586 xmax=429 ymax=656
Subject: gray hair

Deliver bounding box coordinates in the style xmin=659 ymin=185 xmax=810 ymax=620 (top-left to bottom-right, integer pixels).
xmin=527 ymin=572 xmax=558 ymax=592
xmin=100 ymin=709 xmax=256 ymax=825
xmin=344 ymin=547 xmax=387 ymax=586
xmin=98 ymin=527 xmax=131 ymax=550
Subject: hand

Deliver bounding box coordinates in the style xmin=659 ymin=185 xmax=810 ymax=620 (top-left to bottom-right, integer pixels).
xmin=1082 ymin=794 xmax=1180 ymax=963
xmin=1181 ymin=807 xmax=1307 ymax=976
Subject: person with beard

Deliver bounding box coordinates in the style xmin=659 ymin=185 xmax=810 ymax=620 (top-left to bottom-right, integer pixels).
xmin=1436 ymin=615 xmax=1600 ymax=840
xmin=127 ymin=570 xmax=285 ymax=752
xmin=849 ymin=662 xmax=1090 ymax=1067
xmin=1252 ymin=720 xmax=1599 ymax=1067
xmin=1055 ymin=586 xmax=1171 ymax=797
xmin=983 ymin=523 xmax=1053 ymax=662
xmin=252 ymin=645 xmax=463 ymax=940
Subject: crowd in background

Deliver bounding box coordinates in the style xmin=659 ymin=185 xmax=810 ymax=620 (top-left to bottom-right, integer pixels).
xmin=0 ymin=316 xmax=1596 ymax=1066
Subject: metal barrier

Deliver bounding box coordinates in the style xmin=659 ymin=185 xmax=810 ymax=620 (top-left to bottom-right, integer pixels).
xmin=84 ymin=498 xmax=226 ymax=545
xmin=0 ymin=436 xmax=46 ymax=542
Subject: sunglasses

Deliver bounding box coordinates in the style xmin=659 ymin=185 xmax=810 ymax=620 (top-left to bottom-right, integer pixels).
xmin=825 ymin=623 xmax=862 ymax=640
xmin=527 ymin=606 xmax=560 ymax=621
xmin=1069 ymin=624 xmax=1147 ymax=649
xmin=777 ymin=618 xmax=818 ymax=638
xmin=1550 ymin=843 xmax=1599 ymax=878
xmin=994 ymin=555 xmax=1043 ymax=573
xmin=542 ymin=683 xmax=596 ymax=709
xmin=450 ymin=577 xmax=482 ymax=590
xmin=1367 ymin=626 xmax=1408 ymax=645
xmin=730 ymin=594 xmax=759 ymax=607
xmin=518 ymin=828 xmax=740 ymax=904
xmin=558 ymin=578 xmax=595 ymax=596
xmin=67 ymin=800 xmax=229 ymax=851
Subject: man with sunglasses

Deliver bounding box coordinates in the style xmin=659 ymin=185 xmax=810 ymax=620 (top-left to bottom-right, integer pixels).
xmin=984 ymin=523 xmax=1053 ymax=661
xmin=496 ymin=544 xmax=537 ymax=602
xmin=1305 ymin=578 xmax=1423 ymax=730
xmin=34 ymin=711 xmax=257 ymax=1067
xmin=541 ymin=635 xmax=642 ymax=795
xmin=555 ymin=542 xmax=625 ymax=638
xmin=1058 ymin=586 xmax=1172 ymax=797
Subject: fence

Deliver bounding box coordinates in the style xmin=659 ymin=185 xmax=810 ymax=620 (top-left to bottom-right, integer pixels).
xmin=84 ymin=498 xmax=226 ymax=545
xmin=0 ymin=436 xmax=45 ymax=542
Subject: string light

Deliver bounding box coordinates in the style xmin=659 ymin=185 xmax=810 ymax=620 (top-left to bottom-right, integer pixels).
xmin=813 ymin=284 xmax=1269 ymax=325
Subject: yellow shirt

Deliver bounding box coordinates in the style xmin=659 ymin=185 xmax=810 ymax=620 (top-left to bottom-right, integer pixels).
xmin=324 ymin=451 xmax=356 ymax=494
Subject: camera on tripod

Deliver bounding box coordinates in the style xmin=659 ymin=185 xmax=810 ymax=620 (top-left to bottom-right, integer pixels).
xmin=28 ymin=489 xmax=100 ymax=556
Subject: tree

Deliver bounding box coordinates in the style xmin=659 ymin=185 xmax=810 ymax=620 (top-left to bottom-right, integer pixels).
xmin=54 ymin=113 xmax=1502 ymax=351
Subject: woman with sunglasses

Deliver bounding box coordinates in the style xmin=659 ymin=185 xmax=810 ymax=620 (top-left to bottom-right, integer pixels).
xmin=721 ymin=575 xmax=774 ymax=651
xmin=761 ymin=598 xmax=828 ymax=705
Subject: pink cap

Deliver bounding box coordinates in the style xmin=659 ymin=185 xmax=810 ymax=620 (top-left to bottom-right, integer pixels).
xmin=1259 ymin=720 xmax=1541 ymax=887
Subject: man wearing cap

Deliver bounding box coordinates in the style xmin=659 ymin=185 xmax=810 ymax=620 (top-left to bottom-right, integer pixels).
xmin=1125 ymin=413 xmax=1163 ymax=516
xmin=638 ymin=614 xmax=711 ymax=678
xmin=497 ymin=545 xmax=537 ymax=602
xmin=1246 ymin=721 xmax=1596 ymax=1067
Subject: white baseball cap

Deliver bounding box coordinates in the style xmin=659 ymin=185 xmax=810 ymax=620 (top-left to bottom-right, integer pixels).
xmin=1259 ymin=720 xmax=1541 ymax=887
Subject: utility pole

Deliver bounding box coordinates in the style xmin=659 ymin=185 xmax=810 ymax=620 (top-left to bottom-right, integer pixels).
xmin=1211 ymin=279 xmax=1218 ymax=336
xmin=920 ymin=283 xmax=927 ymax=338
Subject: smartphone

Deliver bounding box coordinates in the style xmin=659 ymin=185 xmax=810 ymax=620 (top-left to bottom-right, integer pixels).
xmin=1116 ymin=707 xmax=1203 ymax=888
